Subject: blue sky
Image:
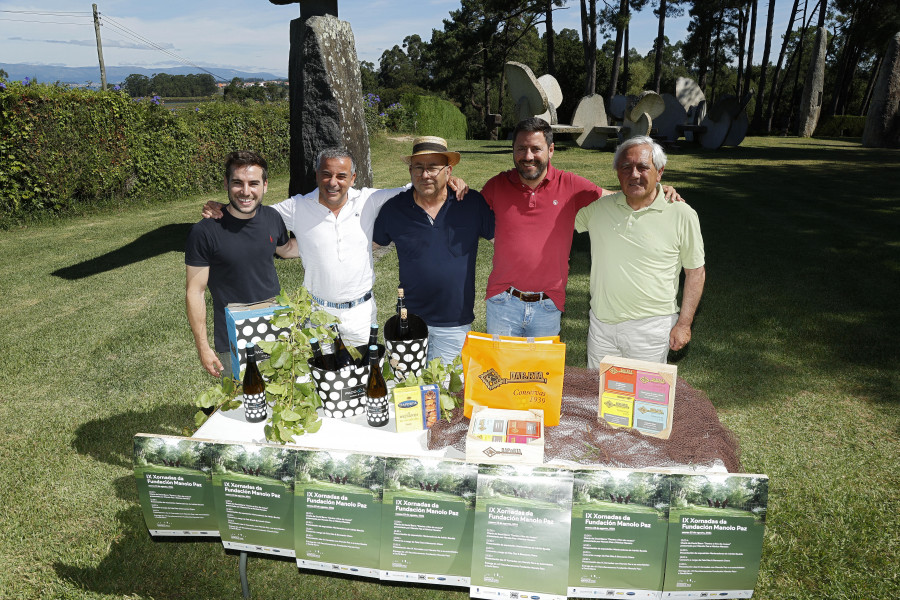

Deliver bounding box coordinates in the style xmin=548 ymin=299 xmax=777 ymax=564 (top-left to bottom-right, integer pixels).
xmin=1 ymin=0 xmax=793 ymax=78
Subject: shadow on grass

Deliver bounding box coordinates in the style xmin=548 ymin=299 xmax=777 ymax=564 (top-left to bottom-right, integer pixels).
xmin=52 ymin=222 xmax=193 ymax=280
xmin=71 ymin=406 xmax=195 ymax=469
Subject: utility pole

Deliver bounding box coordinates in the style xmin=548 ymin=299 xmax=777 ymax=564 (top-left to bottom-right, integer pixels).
xmin=92 ymin=3 xmax=107 ymax=90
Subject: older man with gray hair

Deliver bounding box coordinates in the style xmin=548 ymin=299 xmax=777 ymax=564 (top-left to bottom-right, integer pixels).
xmin=574 ymin=136 xmax=706 ymax=366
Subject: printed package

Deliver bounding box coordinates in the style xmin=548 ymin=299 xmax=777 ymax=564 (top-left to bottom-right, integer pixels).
xmin=465 ymin=406 xmax=544 ymax=465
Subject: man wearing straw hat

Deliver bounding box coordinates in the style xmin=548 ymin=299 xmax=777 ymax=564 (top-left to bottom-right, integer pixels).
xmin=201 ymin=147 xmax=470 ymax=346
xmin=373 ymin=136 xmax=495 ymax=364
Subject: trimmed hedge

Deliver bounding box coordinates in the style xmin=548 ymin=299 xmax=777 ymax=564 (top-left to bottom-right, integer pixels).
xmin=814 ymin=115 xmax=866 ymax=137
xmin=401 ymin=94 xmax=468 ymax=140
xmin=0 ymin=82 xmax=289 ymax=227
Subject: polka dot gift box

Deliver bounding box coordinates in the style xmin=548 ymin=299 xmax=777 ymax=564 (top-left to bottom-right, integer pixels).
xmin=225 ymin=303 xmax=291 ymax=380
xmin=383 ymin=312 xmax=429 ymax=382
xmin=308 ymin=345 xmax=386 ymax=419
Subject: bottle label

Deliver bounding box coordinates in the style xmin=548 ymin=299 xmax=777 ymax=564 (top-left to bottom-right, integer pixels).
xmin=243 ymin=391 xmax=267 ymax=422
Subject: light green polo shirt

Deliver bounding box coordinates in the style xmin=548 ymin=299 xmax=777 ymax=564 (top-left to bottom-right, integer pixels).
xmin=574 ymin=184 xmax=705 ymax=324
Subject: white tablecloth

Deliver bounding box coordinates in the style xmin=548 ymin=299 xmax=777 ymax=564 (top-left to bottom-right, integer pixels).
xmin=193 ymin=405 xmax=465 ymax=460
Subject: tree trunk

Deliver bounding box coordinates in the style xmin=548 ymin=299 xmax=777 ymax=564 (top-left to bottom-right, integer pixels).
xmin=653 ymin=0 xmax=668 ymax=92
xmin=743 ymin=0 xmax=758 ymax=100
xmin=546 ymin=0 xmax=556 ymax=76
xmin=764 ymin=0 xmax=800 ymax=132
xmin=836 ymin=42 xmax=863 ymax=115
xmin=825 ymin=6 xmax=856 ymax=116
xmin=710 ymin=12 xmax=723 ymax=103
xmin=736 ymin=3 xmax=748 ymax=98
xmin=752 ymin=0 xmax=776 ymax=129
xmin=859 ymin=52 xmax=883 ymax=116
xmin=786 ymin=0 xmax=811 ymax=132
xmin=581 ymin=0 xmax=598 ymax=96
xmin=608 ymin=0 xmax=628 ymax=102
xmin=623 ymin=18 xmax=631 ymax=95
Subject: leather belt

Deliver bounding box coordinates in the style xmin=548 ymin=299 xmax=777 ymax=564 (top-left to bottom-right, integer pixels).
xmin=506 ymin=287 xmax=546 ymax=303
xmin=310 ymin=290 xmax=373 ymax=310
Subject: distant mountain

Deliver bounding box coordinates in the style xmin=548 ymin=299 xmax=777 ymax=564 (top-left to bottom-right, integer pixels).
xmin=0 ymin=63 xmax=287 ymax=85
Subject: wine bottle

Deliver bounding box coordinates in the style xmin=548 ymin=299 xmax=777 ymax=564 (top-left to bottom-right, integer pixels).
xmin=309 ymin=337 xmax=337 ymax=371
xmin=358 ymin=324 xmax=379 ymax=366
xmin=397 ymin=308 xmax=413 ymax=341
xmin=331 ymin=327 xmax=354 ymax=369
xmin=396 ymin=287 xmax=406 ymax=316
xmin=242 ymin=345 xmax=267 ymax=423
xmin=365 ymin=345 xmax=390 ymax=427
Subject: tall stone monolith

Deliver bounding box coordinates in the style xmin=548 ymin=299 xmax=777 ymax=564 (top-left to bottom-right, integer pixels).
xmin=798 ymin=27 xmax=828 ymax=137
xmin=863 ymin=32 xmax=900 ymax=148
xmin=275 ymin=0 xmax=373 ymax=196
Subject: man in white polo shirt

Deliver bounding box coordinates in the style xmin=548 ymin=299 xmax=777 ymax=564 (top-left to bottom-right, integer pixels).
xmin=202 ymin=147 xmax=468 ymax=345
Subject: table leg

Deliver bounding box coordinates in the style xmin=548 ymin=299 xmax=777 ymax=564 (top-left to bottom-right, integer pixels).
xmin=240 ymin=551 xmax=250 ymax=599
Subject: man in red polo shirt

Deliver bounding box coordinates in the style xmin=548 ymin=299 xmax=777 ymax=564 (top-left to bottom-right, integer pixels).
xmin=481 ymin=117 xmax=680 ymax=337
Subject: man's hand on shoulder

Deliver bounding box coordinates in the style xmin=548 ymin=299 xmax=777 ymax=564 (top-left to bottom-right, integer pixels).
xmin=448 ymin=176 xmax=469 ymax=201
xmin=661 ymin=185 xmax=685 ymax=203
xmin=202 ymin=201 xmax=226 ymax=219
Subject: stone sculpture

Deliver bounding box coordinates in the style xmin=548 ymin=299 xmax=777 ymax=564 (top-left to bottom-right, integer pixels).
xmin=270 ymin=0 xmax=373 ymax=195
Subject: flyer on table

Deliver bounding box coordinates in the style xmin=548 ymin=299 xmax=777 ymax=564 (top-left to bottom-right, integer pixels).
xmin=294 ymin=449 xmax=385 ymax=578
xmin=379 ymin=456 xmax=477 ymax=586
xmin=470 ymin=464 xmax=574 ymax=600
xmin=210 ymin=442 xmax=297 ymax=556
xmin=568 ymin=466 xmax=670 ymax=599
xmin=662 ymin=473 xmax=768 ymax=599
xmin=134 ymin=434 xmax=219 ymax=537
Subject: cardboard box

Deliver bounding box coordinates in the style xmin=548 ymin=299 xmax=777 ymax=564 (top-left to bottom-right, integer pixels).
xmin=604 ymin=365 xmax=637 ymax=394
xmin=633 ymin=400 xmax=668 ymax=435
xmin=392 ymin=384 xmax=441 ymax=433
xmin=597 ymin=356 xmax=677 ymax=439
xmin=506 ymin=419 xmax=542 ymax=443
xmin=600 ymin=391 xmax=634 ymax=428
xmin=225 ymin=302 xmax=290 ymax=380
xmin=465 ymin=406 xmax=544 ymax=465
xmin=636 ymin=370 xmax=670 ymax=404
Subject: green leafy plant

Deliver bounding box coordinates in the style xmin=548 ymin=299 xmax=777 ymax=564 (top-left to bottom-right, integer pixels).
xmin=389 ymin=356 xmax=464 ymax=420
xmin=191 ymin=287 xmax=339 ymax=444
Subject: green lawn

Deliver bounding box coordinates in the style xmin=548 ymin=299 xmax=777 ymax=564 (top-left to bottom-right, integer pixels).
xmin=0 ymin=135 xmax=897 ymax=598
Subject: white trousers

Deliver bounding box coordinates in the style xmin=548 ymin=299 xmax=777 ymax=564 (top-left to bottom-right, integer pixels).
xmin=586 ymin=310 xmax=678 ymax=367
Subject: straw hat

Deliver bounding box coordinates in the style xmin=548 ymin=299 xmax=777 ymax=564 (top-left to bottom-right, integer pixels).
xmin=402 ymin=136 xmax=461 ymax=166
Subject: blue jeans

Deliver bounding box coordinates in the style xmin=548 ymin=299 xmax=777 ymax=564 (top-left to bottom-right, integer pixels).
xmin=427 ymin=323 xmax=471 ymax=365
xmin=485 ymin=291 xmax=561 ymax=338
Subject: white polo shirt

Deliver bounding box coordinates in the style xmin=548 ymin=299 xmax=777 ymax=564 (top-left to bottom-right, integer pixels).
xmin=271 ymin=185 xmax=409 ymax=302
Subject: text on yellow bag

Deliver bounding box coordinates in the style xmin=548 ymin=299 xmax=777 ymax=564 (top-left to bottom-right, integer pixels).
xmin=461 ymin=332 xmax=566 ymax=426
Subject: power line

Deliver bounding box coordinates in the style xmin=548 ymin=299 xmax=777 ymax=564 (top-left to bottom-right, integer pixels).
xmin=0 ymin=10 xmax=91 ymax=16
xmin=0 ymin=18 xmax=89 ymax=25
xmin=99 ymin=12 xmax=229 ymax=82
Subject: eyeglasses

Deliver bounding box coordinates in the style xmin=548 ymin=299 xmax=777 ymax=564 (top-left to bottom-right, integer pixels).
xmin=409 ymin=164 xmax=449 ymax=177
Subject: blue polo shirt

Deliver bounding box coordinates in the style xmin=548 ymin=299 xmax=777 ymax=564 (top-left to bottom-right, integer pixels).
xmin=373 ymin=187 xmax=495 ymax=327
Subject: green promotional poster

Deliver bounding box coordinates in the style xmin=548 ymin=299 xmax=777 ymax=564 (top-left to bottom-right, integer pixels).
xmin=133 ymin=434 xmax=218 ymax=537
xmin=568 ymin=467 xmax=670 ymax=599
xmin=294 ymin=450 xmax=385 ymax=578
xmin=379 ymin=457 xmax=477 ymax=586
xmin=470 ymin=465 xmax=574 ymax=600
xmin=209 ymin=442 xmax=297 ymax=557
xmin=662 ymin=473 xmax=768 ymax=599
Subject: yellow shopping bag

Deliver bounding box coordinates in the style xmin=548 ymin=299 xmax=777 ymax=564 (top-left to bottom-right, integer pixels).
xmin=461 ymin=332 xmax=566 ymax=426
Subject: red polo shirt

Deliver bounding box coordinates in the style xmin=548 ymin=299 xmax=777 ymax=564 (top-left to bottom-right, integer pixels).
xmin=481 ymin=165 xmax=604 ymax=310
